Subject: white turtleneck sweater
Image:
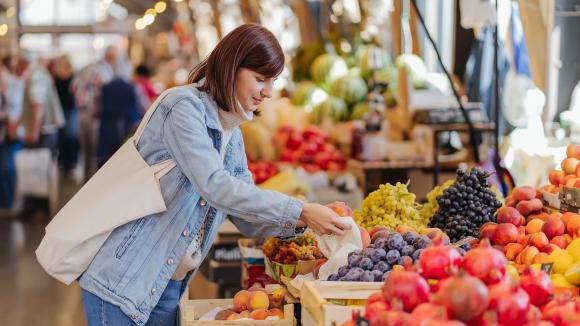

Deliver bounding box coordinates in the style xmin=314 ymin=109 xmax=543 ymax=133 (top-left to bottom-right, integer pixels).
xmin=171 ymin=103 xmax=253 ymax=280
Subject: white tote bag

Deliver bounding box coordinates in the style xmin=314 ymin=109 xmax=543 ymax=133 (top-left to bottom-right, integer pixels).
xmin=36 ymin=90 xmax=176 ymax=285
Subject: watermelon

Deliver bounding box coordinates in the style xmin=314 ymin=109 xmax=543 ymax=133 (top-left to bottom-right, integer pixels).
xmin=310 ymin=54 xmax=348 ymax=91
xmin=291 ymin=81 xmax=328 ymax=107
xmin=357 ymin=45 xmax=392 ymax=80
xmin=350 ymin=102 xmax=370 ymax=121
xmin=395 ymin=54 xmax=429 ymax=89
xmin=330 ymin=75 xmax=368 ymax=106
xmin=311 ymin=96 xmax=348 ymax=125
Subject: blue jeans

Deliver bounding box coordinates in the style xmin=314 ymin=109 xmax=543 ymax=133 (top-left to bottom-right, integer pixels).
xmin=81 ymin=280 xmax=183 ymax=326
xmin=0 ymin=141 xmax=22 ymax=209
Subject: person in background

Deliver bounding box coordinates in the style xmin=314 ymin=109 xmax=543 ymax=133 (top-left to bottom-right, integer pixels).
xmin=0 ymin=56 xmax=25 ymax=211
xmin=71 ymin=46 xmax=117 ymax=182
xmin=52 ymin=55 xmax=79 ymax=177
xmin=96 ymin=59 xmax=139 ymax=167
xmin=133 ymin=64 xmax=158 ymax=116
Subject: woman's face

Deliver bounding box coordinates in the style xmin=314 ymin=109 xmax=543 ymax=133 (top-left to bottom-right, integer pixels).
xmin=234 ymin=68 xmax=275 ymax=112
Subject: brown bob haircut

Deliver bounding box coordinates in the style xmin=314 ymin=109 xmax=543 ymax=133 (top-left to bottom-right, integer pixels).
xmin=188 ymin=24 xmax=285 ymax=113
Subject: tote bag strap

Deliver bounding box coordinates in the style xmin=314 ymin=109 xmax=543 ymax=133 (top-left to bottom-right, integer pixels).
xmin=131 ymin=89 xmax=177 ymax=179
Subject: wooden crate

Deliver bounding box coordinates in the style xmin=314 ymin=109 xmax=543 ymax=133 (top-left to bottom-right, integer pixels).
xmin=299 ymin=281 xmax=382 ymax=326
xmin=179 ymin=298 xmax=294 ymax=325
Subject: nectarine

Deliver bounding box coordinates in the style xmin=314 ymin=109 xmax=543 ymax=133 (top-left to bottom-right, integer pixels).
xmin=562 ymin=158 xmax=580 ymax=175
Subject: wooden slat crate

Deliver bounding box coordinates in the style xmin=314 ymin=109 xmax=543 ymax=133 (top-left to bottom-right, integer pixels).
xmin=179 ymin=298 xmax=294 ymax=325
xmin=299 ymin=281 xmax=382 ymax=326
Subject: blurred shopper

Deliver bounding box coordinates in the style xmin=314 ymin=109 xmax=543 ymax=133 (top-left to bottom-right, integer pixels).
xmin=21 ymin=54 xmax=64 ymax=154
xmin=0 ymin=56 xmax=25 ymax=210
xmin=52 ymin=55 xmax=79 ymax=177
xmin=133 ymin=64 xmax=158 ymax=116
xmin=72 ymin=46 xmax=116 ymax=182
xmin=96 ymin=60 xmax=139 ymax=167
xmin=75 ymin=24 xmax=350 ymax=326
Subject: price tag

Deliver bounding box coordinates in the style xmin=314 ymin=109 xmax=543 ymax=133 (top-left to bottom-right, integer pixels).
xmin=541 ymin=263 xmax=554 ymax=274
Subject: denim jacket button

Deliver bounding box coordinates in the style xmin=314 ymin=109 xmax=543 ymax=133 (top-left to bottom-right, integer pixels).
xmin=131 ymin=314 xmax=138 ymax=320
xmin=182 ymin=229 xmax=189 ymax=236
xmin=167 ymin=258 xmax=174 ymax=265
xmin=151 ymin=288 xmax=157 ymax=294
xmin=284 ymin=221 xmax=292 ymax=228
xmin=199 ymin=199 xmax=206 ymax=207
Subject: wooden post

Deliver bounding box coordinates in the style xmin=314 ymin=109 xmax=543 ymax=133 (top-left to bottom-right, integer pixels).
xmin=291 ymin=0 xmax=319 ymax=45
xmin=239 ymin=0 xmax=261 ymax=24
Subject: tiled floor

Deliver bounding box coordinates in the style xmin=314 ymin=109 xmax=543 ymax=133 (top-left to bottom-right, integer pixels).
xmin=0 ymin=177 xmax=86 ymax=326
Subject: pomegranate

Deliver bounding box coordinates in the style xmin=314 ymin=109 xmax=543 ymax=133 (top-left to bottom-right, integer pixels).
xmin=462 ymin=238 xmax=507 ymax=285
xmin=418 ymin=240 xmax=462 ymax=279
xmin=488 ymin=281 xmax=530 ymax=325
xmin=519 ymin=268 xmax=554 ymax=307
xmin=410 ymin=302 xmax=450 ymax=324
xmin=541 ymin=291 xmax=574 ymax=314
xmin=433 ymin=270 xmax=490 ymax=322
xmin=370 ymin=310 xmax=411 ymax=326
xmin=542 ymin=291 xmax=576 ymax=326
xmin=382 ymin=270 xmax=430 ymax=312
xmin=366 ymin=291 xmax=385 ymax=306
xmin=470 ymin=311 xmax=500 ymax=326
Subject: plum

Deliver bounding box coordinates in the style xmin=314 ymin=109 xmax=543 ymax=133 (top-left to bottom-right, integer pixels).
xmin=386 ymin=249 xmax=401 ymax=265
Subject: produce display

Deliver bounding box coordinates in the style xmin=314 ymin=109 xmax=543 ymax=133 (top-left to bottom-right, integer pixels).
xmin=262 ymin=232 xmax=324 ymax=265
xmin=354 ymin=182 xmax=425 ymax=232
xmin=429 ymin=168 xmax=503 ymax=242
xmin=419 ymin=179 xmax=454 ymax=222
xmin=275 ymin=125 xmax=346 ymax=172
xmin=213 ymin=286 xmax=286 ymax=321
xmin=544 ymin=143 xmax=580 ymax=193
xmin=341 ymin=241 xmax=580 ymax=326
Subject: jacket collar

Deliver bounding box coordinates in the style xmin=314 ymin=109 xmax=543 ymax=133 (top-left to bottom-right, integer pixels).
xmin=190 ymin=84 xmax=222 ymax=133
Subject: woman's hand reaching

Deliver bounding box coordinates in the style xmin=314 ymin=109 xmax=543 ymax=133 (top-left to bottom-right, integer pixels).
xmin=297 ymin=202 xmax=352 ymax=236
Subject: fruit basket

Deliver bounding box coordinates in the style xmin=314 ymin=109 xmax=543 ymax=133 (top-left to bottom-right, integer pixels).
xmin=179 ymin=299 xmax=295 ymax=325
xmin=300 ymin=280 xmax=382 ymax=326
xmin=264 ymin=256 xmax=325 ymax=283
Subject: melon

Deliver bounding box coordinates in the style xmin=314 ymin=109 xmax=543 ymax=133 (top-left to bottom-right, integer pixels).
xmin=291 ymin=81 xmax=328 ymax=107
xmin=310 ymin=54 xmax=348 ymax=91
xmin=357 ymin=45 xmax=392 ymax=80
xmin=373 ymin=66 xmax=397 ymax=86
xmin=330 ymin=75 xmax=368 ymax=106
xmin=311 ymin=96 xmax=348 ymax=125
xmin=350 ymin=102 xmax=370 ymax=121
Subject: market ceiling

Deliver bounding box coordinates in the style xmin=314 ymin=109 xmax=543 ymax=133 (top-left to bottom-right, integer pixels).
xmin=115 ymin=0 xmax=178 ymax=31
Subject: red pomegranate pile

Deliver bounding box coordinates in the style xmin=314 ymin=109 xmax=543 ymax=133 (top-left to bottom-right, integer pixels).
xmin=342 ymin=240 xmax=579 ymax=326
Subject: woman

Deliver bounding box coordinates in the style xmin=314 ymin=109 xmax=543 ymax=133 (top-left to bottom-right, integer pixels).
xmin=80 ymin=24 xmax=350 ymax=326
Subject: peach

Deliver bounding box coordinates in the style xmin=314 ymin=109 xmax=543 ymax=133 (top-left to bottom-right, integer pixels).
xmin=396 ymin=225 xmax=416 ymax=235
xmin=512 ymin=186 xmax=537 ymax=202
xmin=565 ymin=177 xmax=580 ymax=188
xmin=249 ymin=291 xmax=270 ymax=311
xmin=533 ymin=252 xmax=550 ymax=264
xmin=562 ymin=212 xmax=579 ymax=225
xmin=549 ymin=170 xmax=566 ymax=186
xmin=240 ymin=310 xmax=251 ymax=318
xmin=526 ymin=212 xmax=549 ymax=224
xmin=216 ymin=309 xmax=236 ymax=320
xmin=250 ymin=309 xmax=270 ymax=320
xmin=505 ymin=195 xmax=517 ymax=207
xmin=541 ymin=244 xmax=560 ymax=254
xmin=567 ymin=144 xmax=580 ymax=159
xmin=516 ymin=198 xmax=543 ymax=216
xmin=567 ymin=215 xmax=580 ymax=236
xmin=542 ymin=218 xmax=566 ymax=239
xmin=425 ymin=229 xmax=450 ymax=244
xmin=563 ymin=174 xmax=577 ymax=187
xmin=269 ymin=308 xmax=284 ymax=319
xmin=233 ymin=290 xmax=252 ymax=312
xmin=550 ymin=235 xmax=568 ymax=249
xmin=518 ymin=226 xmax=526 ymax=235
xmin=549 ymin=212 xmax=563 ymax=220
xmin=497 ymin=207 xmax=525 ymax=226
xmin=479 ymin=223 xmax=497 ymax=241
xmin=504 ymin=243 xmax=524 ymax=261
xmin=493 ymin=223 xmax=519 ymax=245
xmin=577 ymin=163 xmax=580 ymax=178
xmin=369 ymin=226 xmax=390 ymax=239
xmin=330 ymin=202 xmax=353 ymax=217
xmin=541 ymin=184 xmax=559 ymax=194
xmin=526 ymin=219 xmax=545 ymax=234
xmin=519 ymin=234 xmax=532 ymax=246
xmin=359 ymin=226 xmax=371 ymax=248
xmin=562 ymin=158 xmax=580 ymax=175
xmin=529 ymin=232 xmax=549 ymax=249
xmin=227 ymin=313 xmax=242 ymax=320
xmin=517 ymin=246 xmax=540 ymax=265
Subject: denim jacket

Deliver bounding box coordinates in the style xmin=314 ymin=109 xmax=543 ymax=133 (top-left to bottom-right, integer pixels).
xmin=78 ymin=84 xmax=304 ymax=325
